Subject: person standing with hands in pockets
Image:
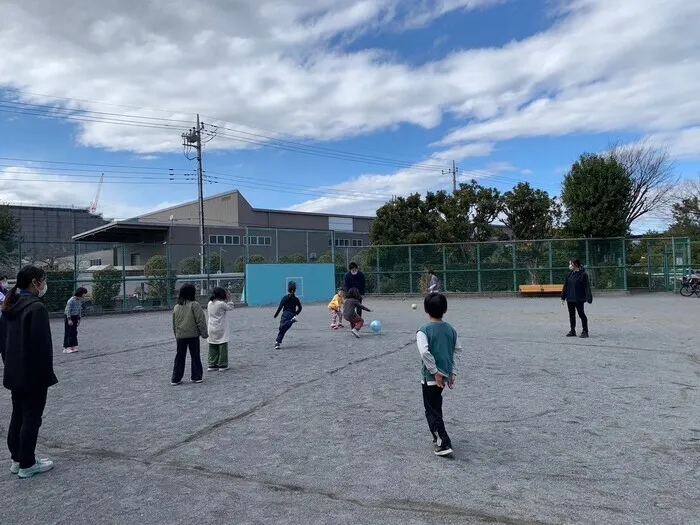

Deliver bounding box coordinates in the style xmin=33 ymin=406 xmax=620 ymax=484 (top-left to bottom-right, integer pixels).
xmin=561 ymin=258 xmax=593 ymax=338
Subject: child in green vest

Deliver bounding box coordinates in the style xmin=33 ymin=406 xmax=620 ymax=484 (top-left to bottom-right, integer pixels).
xmin=417 ymin=292 xmax=462 ymax=457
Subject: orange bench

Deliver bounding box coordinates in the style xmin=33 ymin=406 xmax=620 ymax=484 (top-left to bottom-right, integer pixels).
xmin=519 ymin=284 xmax=563 ymax=295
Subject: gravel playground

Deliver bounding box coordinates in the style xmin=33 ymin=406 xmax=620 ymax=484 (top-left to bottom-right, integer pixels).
xmin=0 ymin=294 xmax=698 ymax=525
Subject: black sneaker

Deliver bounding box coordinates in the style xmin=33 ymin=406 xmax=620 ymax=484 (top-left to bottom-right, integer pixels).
xmin=171 ymin=380 xmax=182 ymax=386
xmin=218 ymin=366 xmax=229 ymax=371
xmin=580 ymin=332 xmax=589 ymax=338
xmin=434 ymin=444 xmax=454 ymax=457
xmin=191 ymin=379 xmax=203 ymax=384
xmin=566 ymin=331 xmax=577 ymax=337
xmin=207 ymin=365 xmax=219 ymax=372
xmin=274 ymin=343 xmax=281 ymax=350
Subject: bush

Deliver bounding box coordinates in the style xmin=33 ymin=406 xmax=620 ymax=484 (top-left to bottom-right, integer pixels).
xmin=279 ymin=253 xmax=306 ymax=263
xmin=234 ymin=254 xmax=265 ymax=273
xmin=44 ymin=270 xmax=75 ymax=313
xmin=92 ymin=268 xmax=122 ymax=310
xmin=144 ymin=255 xmax=175 ymax=301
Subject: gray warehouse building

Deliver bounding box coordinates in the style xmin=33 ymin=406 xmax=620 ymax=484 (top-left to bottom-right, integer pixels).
xmin=72 ymin=191 xmax=374 ymax=272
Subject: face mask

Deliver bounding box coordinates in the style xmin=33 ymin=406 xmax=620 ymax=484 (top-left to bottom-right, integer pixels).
xmin=37 ymin=282 xmax=48 ymax=298
xmin=351 ymin=269 xmax=358 ymax=275
xmin=569 ymin=264 xmax=574 ymax=271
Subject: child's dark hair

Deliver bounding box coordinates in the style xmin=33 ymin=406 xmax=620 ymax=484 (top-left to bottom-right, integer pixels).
xmin=288 ymin=281 xmax=297 ymax=294
xmin=348 ymin=262 xmax=358 ymax=271
xmin=428 ymin=269 xmax=435 ymax=275
xmin=424 ymin=292 xmax=448 ymax=319
xmin=3 ymin=265 xmax=46 ymax=311
xmin=570 ymin=259 xmax=583 ymax=269
xmin=74 ymin=287 xmax=88 ymax=298
xmin=177 ymin=283 xmax=196 ymax=305
xmin=210 ymin=286 xmax=227 ymax=302
xmin=346 ymin=287 xmax=361 ymax=300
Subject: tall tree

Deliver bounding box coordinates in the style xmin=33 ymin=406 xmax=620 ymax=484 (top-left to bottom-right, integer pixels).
xmin=369 ymin=193 xmax=438 ymax=245
xmin=369 ymin=181 xmax=502 ymax=245
xmin=562 ymin=153 xmax=633 ymax=238
xmin=609 ymin=139 xmax=679 ymax=229
xmin=502 ymin=183 xmax=560 ymax=240
xmin=0 ymin=205 xmax=19 ymax=266
xmin=667 ymin=197 xmax=700 ymax=237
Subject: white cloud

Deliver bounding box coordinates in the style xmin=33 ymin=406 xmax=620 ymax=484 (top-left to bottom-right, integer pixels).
xmin=0 ymin=166 xmax=172 ymax=220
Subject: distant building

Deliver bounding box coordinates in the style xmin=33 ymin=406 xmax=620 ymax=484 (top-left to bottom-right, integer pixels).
xmin=4 ymin=203 xmax=109 ymax=268
xmin=72 ymin=191 xmax=374 ymax=272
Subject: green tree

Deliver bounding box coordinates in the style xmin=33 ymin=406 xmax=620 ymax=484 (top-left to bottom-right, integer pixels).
xmin=562 ymin=153 xmax=633 ymax=238
xmin=369 ymin=193 xmax=438 ymax=245
xmin=279 ymin=253 xmax=306 ymax=263
xmin=144 ymin=255 xmax=175 ymax=301
xmin=369 ymin=181 xmax=502 ymax=245
xmin=667 ymin=197 xmax=700 ymax=237
xmin=208 ymin=252 xmax=224 ymax=273
xmin=178 ymin=257 xmax=200 ymax=275
xmin=0 ymin=205 xmax=19 ymax=269
xmin=92 ymin=268 xmax=122 ymax=310
xmin=234 ymin=254 xmax=265 ymax=272
xmin=43 ymin=270 xmax=75 ymax=313
xmin=502 ymin=183 xmax=560 ymax=240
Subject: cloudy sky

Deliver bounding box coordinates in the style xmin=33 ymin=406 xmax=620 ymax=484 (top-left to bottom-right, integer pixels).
xmin=0 ymin=0 xmax=698 ymax=231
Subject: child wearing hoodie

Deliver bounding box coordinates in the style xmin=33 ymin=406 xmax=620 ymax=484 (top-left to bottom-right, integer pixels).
xmin=342 ymin=287 xmax=371 ymax=338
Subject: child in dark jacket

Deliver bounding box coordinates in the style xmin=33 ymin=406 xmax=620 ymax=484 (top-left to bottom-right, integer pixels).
xmin=342 ymin=287 xmax=371 ymax=338
xmin=273 ymin=281 xmax=302 ymax=349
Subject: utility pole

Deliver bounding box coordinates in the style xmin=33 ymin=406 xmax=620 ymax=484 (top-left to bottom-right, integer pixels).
xmin=443 ymin=160 xmax=459 ymax=193
xmin=182 ymin=115 xmax=206 ymax=277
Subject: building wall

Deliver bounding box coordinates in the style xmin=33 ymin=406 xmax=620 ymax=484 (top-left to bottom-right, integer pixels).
xmin=245 ymin=263 xmax=335 ymax=306
xmin=138 ymin=192 xmax=240 ymax=227
xmin=10 ymin=205 xmax=108 ymax=245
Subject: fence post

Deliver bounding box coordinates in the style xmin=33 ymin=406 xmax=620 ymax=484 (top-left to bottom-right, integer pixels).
xmin=121 ymin=245 xmax=127 ymax=313
xmin=73 ymin=243 xmax=78 ymax=285
xmin=376 ymin=246 xmax=381 ymax=294
xmin=585 ymin=239 xmax=590 ymax=268
xmin=646 ymin=239 xmax=652 ymax=291
xmin=671 ymin=238 xmax=677 ymax=293
xmin=688 ymin=238 xmax=692 ymax=272
xmin=442 ymin=244 xmax=447 ymax=293
xmin=245 ymin=226 xmax=250 ymax=264
xmin=548 ymin=240 xmax=553 ymax=284
xmin=476 ymin=244 xmax=482 ymax=293
xmin=275 ymin=229 xmax=279 ymax=263
xmin=165 ymin=242 xmax=171 ymax=308
xmin=18 ymin=241 xmax=22 ymax=269
xmin=621 ymin=238 xmax=627 ymax=290
xmin=511 ymin=243 xmax=517 ymax=292
xmin=306 ymin=230 xmax=309 ymax=263
xmin=330 ymin=230 xmax=335 ymax=264
xmin=408 ymin=245 xmax=413 ymax=294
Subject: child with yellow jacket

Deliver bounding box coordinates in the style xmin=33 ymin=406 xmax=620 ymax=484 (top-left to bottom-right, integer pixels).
xmin=328 ymin=288 xmax=345 ymax=330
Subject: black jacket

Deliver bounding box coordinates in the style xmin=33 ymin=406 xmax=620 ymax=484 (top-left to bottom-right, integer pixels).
xmin=561 ymin=270 xmax=593 ymax=304
xmin=343 ymin=271 xmax=366 ymax=296
xmin=274 ymin=294 xmax=302 ymax=318
xmin=0 ymin=294 xmax=57 ymax=392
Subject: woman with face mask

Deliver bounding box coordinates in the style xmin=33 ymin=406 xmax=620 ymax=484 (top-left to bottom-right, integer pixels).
xmin=0 ymin=265 xmax=57 ymax=479
xmin=343 ymin=262 xmax=366 ymax=300
xmin=561 ymin=259 xmax=593 ymax=338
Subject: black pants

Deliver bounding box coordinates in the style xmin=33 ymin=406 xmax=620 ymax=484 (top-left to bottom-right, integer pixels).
xmin=422 ymin=383 xmax=451 ymax=448
xmin=172 ymin=338 xmax=203 ymax=382
xmin=8 ymin=389 xmax=48 ymax=469
xmin=567 ymin=301 xmax=588 ymax=332
xmin=64 ymin=315 xmax=79 ymax=348
xmin=276 ymin=311 xmax=296 ymax=344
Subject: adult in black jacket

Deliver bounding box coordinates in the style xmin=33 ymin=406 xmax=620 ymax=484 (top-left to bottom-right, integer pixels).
xmin=561 ymin=259 xmax=593 ymax=338
xmin=343 ymin=262 xmax=366 ymax=299
xmin=0 ymin=266 xmax=56 ymax=479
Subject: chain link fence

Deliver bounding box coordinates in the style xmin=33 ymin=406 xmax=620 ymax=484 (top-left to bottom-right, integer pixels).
xmin=0 ymin=235 xmax=694 ymax=313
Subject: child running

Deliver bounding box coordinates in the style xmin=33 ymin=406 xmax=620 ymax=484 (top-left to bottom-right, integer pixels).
xmin=207 ymin=287 xmax=235 ymax=372
xmin=273 ymin=281 xmax=302 ymax=349
xmin=171 ymin=284 xmax=208 ymax=385
xmin=63 ymin=287 xmax=88 ymax=354
xmin=342 ymin=287 xmax=371 ymax=338
xmin=328 ymin=288 xmax=345 ymax=330
xmin=417 ymin=292 xmax=462 ymax=457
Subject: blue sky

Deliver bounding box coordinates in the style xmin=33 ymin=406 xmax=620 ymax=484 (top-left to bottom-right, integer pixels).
xmin=0 ymin=0 xmax=698 ymax=233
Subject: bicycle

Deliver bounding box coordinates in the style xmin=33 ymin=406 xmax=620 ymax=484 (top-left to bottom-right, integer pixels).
xmin=679 ymin=276 xmax=700 ymax=297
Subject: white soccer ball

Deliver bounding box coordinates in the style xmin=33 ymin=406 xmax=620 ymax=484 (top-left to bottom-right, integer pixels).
xmin=411 ymin=303 xmax=417 ymax=310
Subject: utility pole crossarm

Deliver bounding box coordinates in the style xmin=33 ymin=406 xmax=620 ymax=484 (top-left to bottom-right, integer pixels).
xmin=442 ymin=161 xmax=459 ymax=193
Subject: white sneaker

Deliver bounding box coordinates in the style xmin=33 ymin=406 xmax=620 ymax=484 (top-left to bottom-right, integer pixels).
xmin=351 ymin=329 xmax=360 ymax=338
xmin=18 ymin=457 xmax=54 ymax=479
xmin=10 ymin=461 xmax=20 ymax=474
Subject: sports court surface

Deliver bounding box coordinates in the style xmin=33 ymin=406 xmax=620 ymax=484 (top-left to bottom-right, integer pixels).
xmin=0 ymin=294 xmax=697 ymax=525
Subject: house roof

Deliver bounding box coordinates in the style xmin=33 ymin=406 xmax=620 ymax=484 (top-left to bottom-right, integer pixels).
xmin=72 ymin=221 xmax=169 ymax=243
